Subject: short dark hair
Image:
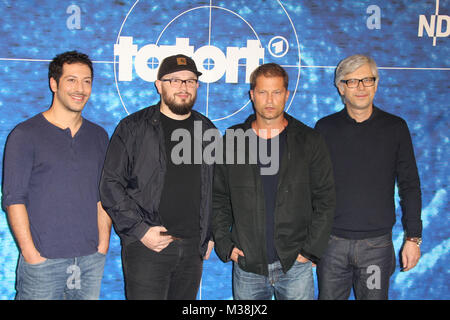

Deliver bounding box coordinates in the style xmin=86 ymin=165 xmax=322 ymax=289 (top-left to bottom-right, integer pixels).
xmin=48 ymin=51 xmax=93 ymax=85
xmin=250 ymin=63 xmax=289 ymax=90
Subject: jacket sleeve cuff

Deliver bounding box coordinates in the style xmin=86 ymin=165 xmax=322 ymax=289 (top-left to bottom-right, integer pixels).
xmin=215 ymin=239 xmax=234 ymax=263
xmin=226 ymin=244 xmax=235 ymax=262
xmin=133 ymin=222 xmax=152 ymax=241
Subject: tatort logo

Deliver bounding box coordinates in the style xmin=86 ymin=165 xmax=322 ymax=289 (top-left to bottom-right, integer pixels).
xmin=114 ymin=36 xmax=264 ymax=83
xmin=113 ymin=1 xmax=300 ymax=119
xmin=418 ymin=0 xmax=449 ymax=46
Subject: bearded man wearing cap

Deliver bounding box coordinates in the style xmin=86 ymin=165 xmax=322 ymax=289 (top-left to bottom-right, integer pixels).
xmin=100 ymin=54 xmax=216 ymax=300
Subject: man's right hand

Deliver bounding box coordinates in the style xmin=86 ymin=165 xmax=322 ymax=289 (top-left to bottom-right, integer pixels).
xmin=7 ymin=204 xmax=47 ymax=265
xmin=230 ymin=247 xmax=245 ymax=263
xmin=22 ymin=249 xmax=47 ymax=265
xmin=140 ymin=226 xmax=174 ymax=252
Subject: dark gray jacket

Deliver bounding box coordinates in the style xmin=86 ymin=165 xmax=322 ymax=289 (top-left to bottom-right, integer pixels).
xmin=212 ymin=113 xmax=336 ymax=276
xmin=99 ymin=103 xmax=215 ymax=256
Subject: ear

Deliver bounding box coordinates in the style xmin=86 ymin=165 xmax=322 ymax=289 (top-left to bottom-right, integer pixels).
xmin=285 ymin=89 xmax=290 ymax=101
xmin=373 ymin=80 xmax=379 ymax=94
xmin=337 ymin=83 xmax=345 ymax=96
xmin=249 ymin=90 xmax=254 ymax=102
xmin=50 ymin=77 xmax=58 ymax=93
xmin=155 ymin=80 xmax=162 ymax=95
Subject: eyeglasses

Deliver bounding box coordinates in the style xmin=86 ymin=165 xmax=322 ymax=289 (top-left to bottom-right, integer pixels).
xmin=160 ymin=78 xmax=198 ymax=88
xmin=340 ymin=77 xmax=376 ymax=88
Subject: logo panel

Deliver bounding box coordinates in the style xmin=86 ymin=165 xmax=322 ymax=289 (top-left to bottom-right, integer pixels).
xmin=114 ymin=0 xmax=301 ymax=123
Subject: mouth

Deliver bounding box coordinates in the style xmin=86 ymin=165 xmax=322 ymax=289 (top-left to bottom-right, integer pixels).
xmin=70 ymin=94 xmax=86 ymax=102
xmin=175 ymin=93 xmax=191 ymax=100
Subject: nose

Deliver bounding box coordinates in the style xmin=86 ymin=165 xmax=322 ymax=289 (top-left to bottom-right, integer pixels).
xmin=73 ymin=80 xmax=85 ymax=93
xmin=176 ymin=81 xmax=189 ymax=93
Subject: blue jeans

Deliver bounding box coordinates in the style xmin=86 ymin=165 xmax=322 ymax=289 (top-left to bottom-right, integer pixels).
xmin=233 ymin=260 xmax=314 ymax=300
xmin=317 ymin=233 xmax=396 ymax=300
xmin=16 ymin=251 xmax=106 ymax=300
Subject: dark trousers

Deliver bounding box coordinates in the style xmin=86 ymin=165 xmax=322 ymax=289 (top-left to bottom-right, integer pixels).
xmin=317 ymin=233 xmax=396 ymax=300
xmin=122 ymin=238 xmax=203 ymax=300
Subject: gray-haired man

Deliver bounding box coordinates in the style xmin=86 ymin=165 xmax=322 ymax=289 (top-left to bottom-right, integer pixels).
xmin=315 ymin=54 xmax=422 ymax=300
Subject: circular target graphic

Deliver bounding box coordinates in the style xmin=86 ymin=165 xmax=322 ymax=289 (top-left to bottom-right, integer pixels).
xmin=114 ymin=0 xmax=301 ymax=123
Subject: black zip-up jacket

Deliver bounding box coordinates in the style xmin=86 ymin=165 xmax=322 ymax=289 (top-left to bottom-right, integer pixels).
xmin=99 ymin=103 xmax=216 ymax=256
xmin=212 ymin=113 xmax=336 ymax=276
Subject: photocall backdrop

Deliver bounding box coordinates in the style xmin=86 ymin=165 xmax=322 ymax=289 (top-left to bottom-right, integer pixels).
xmin=0 ymin=0 xmax=448 ymax=300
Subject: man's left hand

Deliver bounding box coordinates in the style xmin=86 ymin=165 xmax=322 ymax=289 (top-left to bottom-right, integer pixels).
xmin=297 ymin=254 xmax=316 ymax=267
xmin=97 ymin=243 xmax=109 ymax=255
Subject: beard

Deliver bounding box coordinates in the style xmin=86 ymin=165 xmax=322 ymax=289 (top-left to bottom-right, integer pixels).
xmin=162 ymin=90 xmax=197 ymax=115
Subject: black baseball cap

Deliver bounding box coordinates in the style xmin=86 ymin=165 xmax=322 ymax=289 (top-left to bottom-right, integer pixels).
xmin=157 ymin=54 xmax=202 ymax=80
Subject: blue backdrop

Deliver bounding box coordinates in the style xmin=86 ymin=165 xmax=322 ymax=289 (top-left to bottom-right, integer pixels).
xmin=0 ymin=0 xmax=448 ymax=300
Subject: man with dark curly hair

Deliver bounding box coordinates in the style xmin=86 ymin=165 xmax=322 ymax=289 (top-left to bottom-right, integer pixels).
xmin=2 ymin=51 xmax=111 ymax=300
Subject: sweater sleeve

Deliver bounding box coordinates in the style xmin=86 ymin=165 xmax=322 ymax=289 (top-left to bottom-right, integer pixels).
xmin=2 ymin=126 xmax=34 ymax=210
xmin=396 ymin=120 xmax=422 ymax=237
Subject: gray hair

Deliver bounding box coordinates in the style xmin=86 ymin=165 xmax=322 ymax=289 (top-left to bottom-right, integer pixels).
xmin=334 ymin=54 xmax=379 ymax=88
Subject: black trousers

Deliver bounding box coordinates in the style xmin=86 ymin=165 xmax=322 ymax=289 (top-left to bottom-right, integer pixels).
xmin=122 ymin=238 xmax=203 ymax=300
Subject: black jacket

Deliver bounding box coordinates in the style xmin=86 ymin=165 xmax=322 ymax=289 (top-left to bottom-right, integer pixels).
xmin=212 ymin=113 xmax=336 ymax=276
xmin=99 ymin=103 xmax=216 ymax=256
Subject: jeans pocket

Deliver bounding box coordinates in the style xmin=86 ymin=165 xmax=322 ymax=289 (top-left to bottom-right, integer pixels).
xmin=21 ymin=255 xmax=48 ymax=267
xmin=364 ymin=233 xmax=392 ymax=248
xmin=96 ymin=251 xmax=107 ymax=257
xmin=330 ymin=235 xmax=347 ymax=242
xmin=294 ymin=259 xmax=312 ymax=267
xmin=295 ymin=256 xmax=312 ymax=264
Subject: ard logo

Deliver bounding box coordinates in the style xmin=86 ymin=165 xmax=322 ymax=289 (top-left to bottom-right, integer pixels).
xmin=418 ymin=0 xmax=449 ymax=46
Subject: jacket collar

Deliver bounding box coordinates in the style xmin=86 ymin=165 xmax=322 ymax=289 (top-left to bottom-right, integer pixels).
xmin=147 ymin=102 xmax=162 ymax=127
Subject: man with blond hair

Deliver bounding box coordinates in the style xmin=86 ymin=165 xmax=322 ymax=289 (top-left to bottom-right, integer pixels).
xmin=213 ymin=63 xmax=335 ymax=300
